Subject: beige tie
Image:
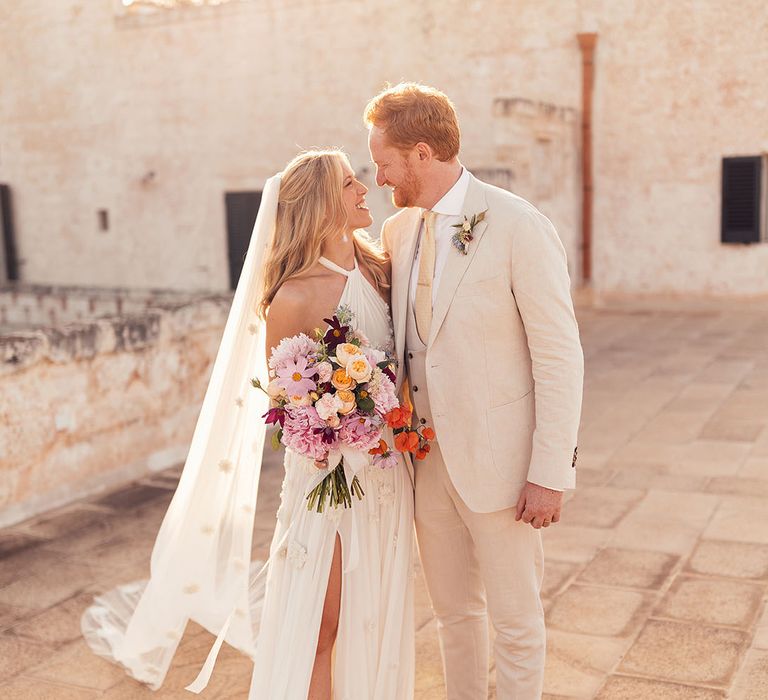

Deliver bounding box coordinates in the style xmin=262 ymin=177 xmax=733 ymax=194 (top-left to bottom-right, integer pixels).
xmin=414 ymin=210 xmax=437 ymax=343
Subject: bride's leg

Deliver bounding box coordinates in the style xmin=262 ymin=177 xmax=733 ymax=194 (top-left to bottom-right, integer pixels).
xmin=308 ymin=533 xmax=342 ymax=700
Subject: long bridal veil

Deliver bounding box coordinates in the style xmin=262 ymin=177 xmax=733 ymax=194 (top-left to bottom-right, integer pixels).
xmin=81 ymin=174 xmax=282 ymax=693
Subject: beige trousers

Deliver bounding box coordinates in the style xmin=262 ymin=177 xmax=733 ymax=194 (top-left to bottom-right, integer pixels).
xmin=415 ymin=440 xmax=546 ymax=700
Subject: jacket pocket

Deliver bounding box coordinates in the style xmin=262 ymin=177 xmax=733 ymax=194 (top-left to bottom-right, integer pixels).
xmin=485 ymin=389 xmax=535 ymax=482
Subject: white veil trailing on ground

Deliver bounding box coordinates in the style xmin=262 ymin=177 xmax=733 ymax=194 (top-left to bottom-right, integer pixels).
xmin=81 ymin=173 xmax=282 ymax=693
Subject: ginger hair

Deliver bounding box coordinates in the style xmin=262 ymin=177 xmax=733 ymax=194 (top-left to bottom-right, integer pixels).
xmin=363 ymin=82 xmax=461 ymax=161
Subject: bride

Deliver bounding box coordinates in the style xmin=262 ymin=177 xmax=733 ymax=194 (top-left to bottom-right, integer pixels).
xmin=82 ymin=150 xmax=415 ymax=699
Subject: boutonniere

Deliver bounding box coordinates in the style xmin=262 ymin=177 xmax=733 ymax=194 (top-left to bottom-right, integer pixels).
xmin=450 ymin=211 xmax=486 ymax=255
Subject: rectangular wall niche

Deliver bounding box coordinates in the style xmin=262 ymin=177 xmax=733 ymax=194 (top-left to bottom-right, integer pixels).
xmin=120 ymin=0 xmax=235 ymax=9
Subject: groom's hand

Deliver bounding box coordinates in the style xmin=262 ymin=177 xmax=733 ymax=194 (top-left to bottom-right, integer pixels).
xmin=515 ymin=482 xmax=563 ymax=529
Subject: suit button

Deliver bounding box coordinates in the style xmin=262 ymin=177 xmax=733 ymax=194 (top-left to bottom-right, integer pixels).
xmin=420 ymin=418 xmax=426 ymax=425
xmin=408 ymin=352 xmax=413 ymax=359
xmin=413 ymin=386 xmax=419 ymax=392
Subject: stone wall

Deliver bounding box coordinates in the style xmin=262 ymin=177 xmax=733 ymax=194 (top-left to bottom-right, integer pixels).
xmin=0 ymin=286 xmax=230 ymax=527
xmin=1 ymin=1 xmax=766 ymax=298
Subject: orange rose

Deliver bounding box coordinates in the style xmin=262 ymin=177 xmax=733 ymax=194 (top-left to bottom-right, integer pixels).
xmin=336 ymin=389 xmax=357 ymax=415
xmin=331 ymin=368 xmax=356 ymax=391
xmin=422 ymin=427 xmax=435 ymax=441
xmin=415 ymin=449 xmax=428 ymax=460
xmin=346 ymin=355 xmax=373 ymax=382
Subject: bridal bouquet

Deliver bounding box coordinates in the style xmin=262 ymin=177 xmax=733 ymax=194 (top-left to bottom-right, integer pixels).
xmin=253 ymin=306 xmax=434 ymax=512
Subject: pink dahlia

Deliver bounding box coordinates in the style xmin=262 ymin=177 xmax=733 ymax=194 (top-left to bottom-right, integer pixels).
xmin=268 ymin=333 xmax=320 ymax=373
xmin=339 ymin=413 xmax=383 ymax=452
xmin=369 ymin=372 xmax=399 ymax=415
xmin=282 ymin=406 xmax=331 ymax=460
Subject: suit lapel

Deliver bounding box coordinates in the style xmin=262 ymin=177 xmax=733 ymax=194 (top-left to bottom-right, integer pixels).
xmin=428 ymin=175 xmax=489 ymax=346
xmin=391 ymin=208 xmax=422 ymax=393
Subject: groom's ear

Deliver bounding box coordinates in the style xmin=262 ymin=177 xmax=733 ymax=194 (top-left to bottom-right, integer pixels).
xmin=415 ymin=142 xmax=433 ymax=162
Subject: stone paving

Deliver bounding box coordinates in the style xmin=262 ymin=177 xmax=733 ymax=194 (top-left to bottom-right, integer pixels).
xmin=1 ymin=300 xmax=768 ymax=699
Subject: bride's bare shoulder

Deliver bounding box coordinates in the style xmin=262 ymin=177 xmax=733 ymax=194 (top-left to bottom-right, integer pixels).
xmin=266 ymin=268 xmax=337 ymax=345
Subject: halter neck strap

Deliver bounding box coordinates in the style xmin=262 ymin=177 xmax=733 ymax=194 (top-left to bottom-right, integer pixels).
xmin=318 ymin=256 xmax=358 ymax=276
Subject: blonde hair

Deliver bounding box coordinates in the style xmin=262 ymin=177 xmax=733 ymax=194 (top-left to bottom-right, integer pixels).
xmin=259 ymin=149 xmax=389 ymax=318
xmin=363 ymin=82 xmax=461 ymax=161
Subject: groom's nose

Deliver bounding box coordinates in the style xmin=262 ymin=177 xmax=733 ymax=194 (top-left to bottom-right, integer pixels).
xmin=375 ymin=169 xmax=386 ymax=188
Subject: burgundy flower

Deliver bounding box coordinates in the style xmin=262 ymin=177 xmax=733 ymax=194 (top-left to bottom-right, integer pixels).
xmin=313 ymin=425 xmax=338 ymax=445
xmin=263 ymin=407 xmax=286 ymax=427
xmin=322 ymin=316 xmax=349 ymax=350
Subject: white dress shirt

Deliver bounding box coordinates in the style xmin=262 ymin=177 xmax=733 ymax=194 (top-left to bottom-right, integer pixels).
xmin=408 ymin=167 xmax=471 ymax=307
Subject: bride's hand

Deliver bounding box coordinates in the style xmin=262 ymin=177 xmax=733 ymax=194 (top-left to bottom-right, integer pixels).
xmin=314 ymin=457 xmax=329 ymax=470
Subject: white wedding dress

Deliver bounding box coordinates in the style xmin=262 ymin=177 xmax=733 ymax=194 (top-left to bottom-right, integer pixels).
xmin=81 ymin=253 xmax=415 ymax=699
xmin=249 ymin=255 xmax=414 ymax=699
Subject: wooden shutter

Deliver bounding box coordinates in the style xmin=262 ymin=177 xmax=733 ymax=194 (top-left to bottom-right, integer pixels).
xmin=721 ymin=156 xmax=763 ymax=244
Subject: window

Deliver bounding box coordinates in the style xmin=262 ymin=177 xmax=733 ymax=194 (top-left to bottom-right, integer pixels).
xmin=225 ymin=191 xmax=262 ymax=291
xmin=721 ymin=155 xmax=767 ymax=244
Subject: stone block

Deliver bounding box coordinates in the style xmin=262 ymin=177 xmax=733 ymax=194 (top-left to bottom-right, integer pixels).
xmin=619 ymin=620 xmax=747 ymax=685
xmin=687 ymin=540 xmax=768 ymax=580
xmin=703 ymin=497 xmax=768 ymax=544
xmin=543 ymin=630 xmax=616 ymax=698
xmin=25 ymin=639 xmax=128 ymax=690
xmin=561 ymin=486 xmax=644 ymax=529
xmin=656 ymin=576 xmax=764 ymax=628
xmin=730 ymin=649 xmax=768 ymax=700
xmin=547 ymin=585 xmax=651 ymax=637
xmin=0 ymin=633 xmax=57 ymax=682
xmin=610 ymin=491 xmax=720 ymax=555
xmin=699 ymin=420 xmax=765 ymax=443
xmin=9 ymin=592 xmax=96 ymax=645
xmin=542 ymin=560 xmax=580 ymax=599
xmin=609 ymin=462 xmax=709 ymax=493
xmin=596 ymin=675 xmax=725 ymax=699
xmin=738 ymin=458 xmax=768 ymax=480
xmin=542 ymin=525 xmax=611 ymax=563
xmin=707 ymin=477 xmax=768 ymax=499
xmin=0 ymin=676 xmax=102 ymax=699
xmin=578 ymin=548 xmax=678 ymax=589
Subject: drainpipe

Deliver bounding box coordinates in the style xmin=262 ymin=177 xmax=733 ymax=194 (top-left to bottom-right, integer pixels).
xmin=577 ymin=32 xmax=597 ymax=284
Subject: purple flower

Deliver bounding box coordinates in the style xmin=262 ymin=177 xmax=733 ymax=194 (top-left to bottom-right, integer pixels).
xmin=275 ymin=356 xmax=317 ymax=397
xmin=322 ymin=316 xmax=349 ymax=351
xmin=313 ymin=425 xmax=339 ymax=445
xmin=263 ymin=407 xmax=286 ymax=427
xmin=373 ymin=452 xmax=399 ymax=469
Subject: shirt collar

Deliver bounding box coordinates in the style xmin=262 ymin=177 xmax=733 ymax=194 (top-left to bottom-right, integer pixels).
xmin=429 ymin=167 xmax=470 ymax=217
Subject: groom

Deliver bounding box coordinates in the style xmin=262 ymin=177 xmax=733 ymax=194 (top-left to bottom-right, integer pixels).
xmin=364 ymin=83 xmax=584 ymax=699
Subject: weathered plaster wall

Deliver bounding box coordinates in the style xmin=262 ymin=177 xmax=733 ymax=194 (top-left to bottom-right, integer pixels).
xmin=0 ymin=289 xmax=229 ymax=526
xmin=590 ymin=1 xmax=768 ymax=296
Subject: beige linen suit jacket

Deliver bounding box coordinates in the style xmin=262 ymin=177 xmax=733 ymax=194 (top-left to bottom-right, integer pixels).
xmin=381 ymin=174 xmax=584 ymax=512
